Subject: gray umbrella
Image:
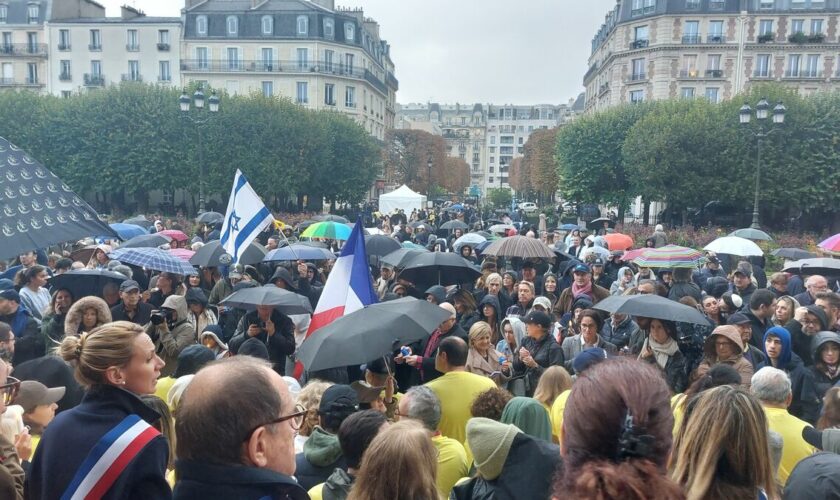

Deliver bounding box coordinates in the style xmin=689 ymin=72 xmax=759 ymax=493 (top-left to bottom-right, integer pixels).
xmin=296 ymin=297 xmax=451 ymax=372
xmin=314 ymin=214 xmax=350 ymax=224
xmin=122 ymin=215 xmax=154 ymax=229
xmin=190 ymin=240 xmax=267 ymax=267
xmin=219 ymin=285 xmax=312 ymax=314
xmin=364 ymin=234 xmax=402 ymax=258
xmin=782 ymin=258 xmax=840 ymax=277
xmin=771 ymin=248 xmax=817 ymax=260
xmin=440 ymin=220 xmax=469 ymax=231
xmin=120 ymin=233 xmax=172 ymax=248
xmin=398 ymin=252 xmax=481 ymax=286
xmin=594 ymin=294 xmax=710 ymax=325
xmin=481 ymin=235 xmax=555 ymax=259
xmin=195 ymin=211 xmax=224 ymax=225
xmin=730 ymin=228 xmax=773 ymax=241
xmin=381 ymin=248 xmax=429 ymax=269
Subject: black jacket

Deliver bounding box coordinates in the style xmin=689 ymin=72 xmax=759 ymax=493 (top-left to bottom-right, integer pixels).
xmin=667 ymin=282 xmax=702 ymax=303
xmin=173 ymin=460 xmax=308 ymax=500
xmin=0 ymin=308 xmax=42 ymax=365
xmin=512 ymin=334 xmax=564 ymax=396
xmin=743 ymin=310 xmax=771 ymax=349
xmin=27 ymin=384 xmax=170 ymax=500
xmin=412 ymin=323 xmax=468 ymax=384
xmin=110 ymin=302 xmax=153 ymax=326
xmin=229 ymin=310 xmax=295 ymax=374
xmin=641 ymin=349 xmax=688 ymax=394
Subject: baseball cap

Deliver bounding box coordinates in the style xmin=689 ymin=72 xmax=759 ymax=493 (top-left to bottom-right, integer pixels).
xmin=573 ymin=263 xmax=591 ymax=274
xmin=533 ymin=296 xmax=552 ymax=311
xmin=734 ymin=262 xmax=753 ymax=277
xmin=14 ymin=381 xmax=65 ymax=413
xmin=573 ymin=347 xmax=608 ymax=374
xmin=119 ymin=280 xmax=140 ymax=293
xmin=727 ymin=312 xmax=751 ymax=325
xmin=523 ymin=310 xmax=551 ymax=329
xmin=707 ymin=255 xmax=720 ymax=264
xmin=319 ymin=384 xmax=360 ymax=416
xmin=0 ymin=289 xmax=20 ymax=302
xmin=229 ymin=264 xmax=245 ymax=279
xmin=592 ymin=258 xmax=605 ymax=267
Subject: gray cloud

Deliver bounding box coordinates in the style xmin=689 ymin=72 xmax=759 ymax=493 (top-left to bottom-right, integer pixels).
xmin=106 ymin=0 xmax=616 ymax=104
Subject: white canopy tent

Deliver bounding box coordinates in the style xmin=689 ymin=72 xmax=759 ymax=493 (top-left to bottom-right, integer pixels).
xmin=378 ymin=185 xmax=427 ymax=214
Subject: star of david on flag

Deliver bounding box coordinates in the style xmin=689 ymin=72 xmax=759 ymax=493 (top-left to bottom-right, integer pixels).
xmin=219 ymin=169 xmax=274 ymax=264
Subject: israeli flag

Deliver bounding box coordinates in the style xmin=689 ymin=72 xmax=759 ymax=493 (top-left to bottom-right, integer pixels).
xmin=219 ymin=169 xmax=274 ymax=264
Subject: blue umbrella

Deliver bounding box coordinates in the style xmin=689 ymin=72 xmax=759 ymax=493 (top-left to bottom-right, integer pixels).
xmin=264 ymin=244 xmax=336 ymax=262
xmin=109 ymin=247 xmax=197 ymax=275
xmin=559 ymin=223 xmax=581 ymax=231
xmin=474 ymin=240 xmax=493 ymax=254
xmin=108 ymin=223 xmax=148 ymax=241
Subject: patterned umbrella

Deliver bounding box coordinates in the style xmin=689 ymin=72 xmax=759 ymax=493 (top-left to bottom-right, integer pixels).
xmin=300 ymin=221 xmax=352 ymax=240
xmin=818 ymin=233 xmax=840 ymax=252
xmin=158 ymin=229 xmax=189 ymax=242
xmin=621 ymin=248 xmax=648 ymax=262
xmin=633 ymin=244 xmax=706 ymax=268
xmin=482 ymin=236 xmax=555 ymax=259
xmin=109 ymin=247 xmax=197 ymax=275
xmin=704 ymin=236 xmax=763 ymax=257
xmin=603 ymin=233 xmax=634 ymax=251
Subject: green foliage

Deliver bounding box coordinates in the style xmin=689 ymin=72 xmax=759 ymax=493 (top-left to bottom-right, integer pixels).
xmin=487 ymin=187 xmax=512 ymax=209
xmin=0 ymin=84 xmax=381 ymax=213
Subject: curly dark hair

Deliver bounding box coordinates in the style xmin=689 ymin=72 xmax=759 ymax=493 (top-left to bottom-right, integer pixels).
xmin=470 ymin=387 xmax=513 ymax=421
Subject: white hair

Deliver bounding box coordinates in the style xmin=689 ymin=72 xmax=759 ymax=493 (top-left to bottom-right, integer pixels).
xmin=750 ymin=367 xmax=791 ymax=404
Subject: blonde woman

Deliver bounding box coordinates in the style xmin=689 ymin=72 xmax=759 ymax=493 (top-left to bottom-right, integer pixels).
xmin=532 ymin=365 xmax=572 ymax=414
xmin=670 ymin=385 xmax=777 ymax=500
xmin=296 ymin=380 xmax=333 ymax=453
xmin=465 ymin=321 xmax=509 ymax=385
xmin=348 ymin=419 xmax=439 ymax=500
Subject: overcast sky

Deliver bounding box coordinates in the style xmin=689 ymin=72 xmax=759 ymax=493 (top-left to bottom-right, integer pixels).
xmin=104 ymin=0 xmax=617 ymax=104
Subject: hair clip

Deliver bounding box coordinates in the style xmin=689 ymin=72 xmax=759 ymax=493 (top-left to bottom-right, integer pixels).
xmin=617 ymin=411 xmax=656 ymax=461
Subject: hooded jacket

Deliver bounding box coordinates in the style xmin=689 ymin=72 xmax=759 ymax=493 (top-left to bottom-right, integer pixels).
xmin=229 ymin=309 xmax=296 ymax=374
xmin=695 ymin=325 xmax=754 ymax=386
xmin=478 ymin=294 xmax=502 ymax=342
xmin=145 ymin=295 xmax=196 ymax=378
xmin=497 ymin=317 xmax=526 ymax=358
xmin=64 ymin=296 xmax=112 ymax=336
xmin=788 ymin=304 xmax=829 ymax=366
xmin=807 ymin=331 xmax=840 ymax=402
xmin=609 ymin=266 xmax=636 ymax=296
xmin=294 ymin=427 xmax=347 ymax=491
xmin=185 ymin=288 xmax=218 ymax=339
xmin=759 ymin=327 xmax=816 ymax=424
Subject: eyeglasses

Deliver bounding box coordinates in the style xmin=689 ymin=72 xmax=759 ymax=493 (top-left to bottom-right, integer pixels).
xmin=243 ymin=404 xmax=307 ymax=441
xmin=0 ymin=377 xmax=20 ymax=406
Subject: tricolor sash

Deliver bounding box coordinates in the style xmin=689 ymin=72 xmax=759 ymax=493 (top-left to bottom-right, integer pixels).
xmin=60 ymin=414 xmax=160 ymax=500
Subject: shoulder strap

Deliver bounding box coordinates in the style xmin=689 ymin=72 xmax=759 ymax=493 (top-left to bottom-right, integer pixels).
xmin=61 ymin=414 xmax=160 ymax=500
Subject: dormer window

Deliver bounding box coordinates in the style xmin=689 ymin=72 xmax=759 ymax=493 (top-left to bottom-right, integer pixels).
xmin=28 ymin=3 xmax=39 ymax=24
xmin=196 ymin=15 xmax=207 ymax=36
xmin=227 ymin=15 xmax=238 ymax=36
xmin=297 ymin=16 xmax=308 ymax=35
xmin=0 ymin=4 xmax=8 ymax=24
xmin=262 ymin=15 xmax=273 ymax=35
xmin=344 ymin=22 xmax=355 ymax=42
xmin=323 ymin=18 xmax=334 ymax=39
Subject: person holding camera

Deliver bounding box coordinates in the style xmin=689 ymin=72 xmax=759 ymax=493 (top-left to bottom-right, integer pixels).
xmin=228 ymin=305 xmax=295 ymax=375
xmin=145 ymin=295 xmax=196 ymax=378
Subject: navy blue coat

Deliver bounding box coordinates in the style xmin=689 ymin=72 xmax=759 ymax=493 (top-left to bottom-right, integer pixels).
xmin=174 ymin=460 xmax=308 ymax=500
xmin=26 ymin=384 xmax=170 ymax=500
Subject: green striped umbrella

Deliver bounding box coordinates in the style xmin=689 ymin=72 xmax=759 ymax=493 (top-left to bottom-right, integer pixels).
xmin=300 ymin=221 xmax=352 ymax=240
xmin=632 ymin=244 xmax=706 ymax=268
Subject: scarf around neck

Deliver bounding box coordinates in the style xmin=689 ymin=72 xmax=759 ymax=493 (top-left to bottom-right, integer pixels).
xmin=572 ymin=281 xmax=593 ymax=299
xmin=640 ymin=335 xmax=679 ymax=369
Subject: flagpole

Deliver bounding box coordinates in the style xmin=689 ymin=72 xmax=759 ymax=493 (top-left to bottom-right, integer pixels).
xmin=276 ymin=225 xmax=300 ymax=261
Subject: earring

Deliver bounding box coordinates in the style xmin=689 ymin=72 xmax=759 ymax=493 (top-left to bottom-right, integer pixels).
xmin=121 ymin=381 xmax=126 ymax=385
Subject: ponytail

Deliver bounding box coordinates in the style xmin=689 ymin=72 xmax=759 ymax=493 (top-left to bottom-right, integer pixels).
xmin=570 ymin=459 xmax=685 ymax=500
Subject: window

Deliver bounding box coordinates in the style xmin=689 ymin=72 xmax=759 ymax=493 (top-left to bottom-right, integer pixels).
xmin=345 ymin=54 xmax=354 ymax=73
xmin=325 ymin=83 xmax=335 ymax=105
xmin=127 ymin=60 xmax=139 ymax=80
xmin=488 ymin=177 xmax=494 ymax=184
xmin=759 ymin=20 xmax=774 ymax=35
xmin=91 ymin=60 xmax=101 ymax=76
xmin=61 ymin=90 xmax=71 ymax=98
xmin=296 ymin=48 xmax=308 ymax=69
xmin=296 ymin=82 xmax=308 ymax=104
xmin=755 ymin=54 xmax=771 ymax=76
xmin=791 ymin=19 xmax=805 ymax=34
xmin=196 ymin=47 xmax=208 ymax=69
xmin=2 ymin=62 xmax=12 ymax=82
xmin=683 ymin=21 xmax=700 ymax=43
xmin=710 ymin=0 xmax=725 ymax=9
xmin=26 ymin=62 xmax=36 ymax=83
xmin=804 ymin=54 xmax=820 ymax=76
xmin=324 ymin=18 xmax=334 ymax=39
xmin=27 ymin=4 xmax=38 ymax=23
xmin=707 ymin=54 xmax=721 ymax=70
xmin=490 ymin=136 xmax=496 ymax=145
xmin=262 ymin=81 xmax=273 ymax=97
xmin=159 ymin=61 xmax=171 ymax=81
xmin=344 ymin=22 xmax=355 ymax=42
xmin=196 ymin=15 xmax=207 ymax=36
xmin=27 ymin=31 xmax=37 ymax=52
xmin=126 ymin=29 xmax=138 ymax=50
xmin=2 ymin=32 xmax=10 ymax=50
xmin=345 ymin=86 xmax=355 ymax=107
xmin=227 ymin=16 xmax=238 ymax=36
xmin=811 ymin=19 xmax=823 ymax=34
xmin=518 ymin=137 xmax=524 ymax=144
xmin=227 ymin=47 xmax=241 ymax=70
xmin=59 ymin=60 xmax=71 ymax=80
xmin=634 ymin=25 xmax=648 ymax=41
xmin=686 ymin=0 xmax=700 ymax=10
xmin=297 ymin=16 xmax=308 ymax=35
xmin=681 ymin=87 xmax=695 ymax=98
xmin=489 ymin=156 xmax=495 ymax=164
xmin=708 ymin=20 xmax=724 ymax=41
xmin=261 ymin=48 xmax=273 ymax=70
xmin=631 ymin=58 xmax=645 ymax=79
xmin=159 ymin=30 xmax=170 ymax=45
xmin=630 ymin=89 xmax=644 ymax=103
xmin=705 ymin=87 xmax=719 ymax=103
xmin=759 ymin=0 xmax=774 ymax=8
xmin=89 ymin=29 xmax=101 ymax=50
xmin=787 ymin=54 xmax=801 ymax=76
xmin=0 ymin=5 xmax=6 ymax=24
xmin=324 ymin=50 xmax=334 ymax=71
xmin=262 ymin=15 xmax=273 ymax=35
xmin=58 ymin=29 xmax=70 ymax=50
xmin=631 ymin=0 xmax=656 ymax=16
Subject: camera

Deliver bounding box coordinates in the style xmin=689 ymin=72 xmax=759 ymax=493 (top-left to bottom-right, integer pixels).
xmin=150 ymin=311 xmax=168 ymax=325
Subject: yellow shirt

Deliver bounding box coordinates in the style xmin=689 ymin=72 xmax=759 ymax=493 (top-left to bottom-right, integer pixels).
xmin=549 ymin=390 xmax=571 ymax=445
xmin=308 ymin=483 xmax=324 ymax=500
xmin=432 ymin=434 xmax=469 ymax=499
xmin=426 ymin=370 xmax=496 ymax=462
xmin=154 ymin=376 xmax=176 ymax=405
xmin=763 ymin=406 xmax=816 ymax=484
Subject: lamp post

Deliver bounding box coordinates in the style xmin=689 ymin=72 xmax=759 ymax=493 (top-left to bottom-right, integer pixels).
xmin=179 ymin=87 xmax=220 ymax=213
xmin=738 ymin=97 xmax=785 ymax=229
xmin=427 ymin=155 xmax=433 ymax=203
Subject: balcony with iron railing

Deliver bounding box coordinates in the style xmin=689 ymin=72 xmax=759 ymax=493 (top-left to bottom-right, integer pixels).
xmin=89 ymin=43 xmax=102 ymax=51
xmin=59 ymin=72 xmax=71 ymax=81
xmin=157 ymin=43 xmax=170 ymax=51
xmin=682 ymin=34 xmax=702 ymax=44
xmin=630 ymin=39 xmax=649 ymax=49
xmin=705 ymin=69 xmax=724 ymax=78
xmin=0 ymin=78 xmax=16 ymax=86
xmin=83 ymin=73 xmax=105 ymax=86
xmin=57 ymin=43 xmax=71 ymax=51
xmin=121 ymin=73 xmax=142 ymax=82
xmin=0 ymin=43 xmax=48 ymax=57
xmin=627 ymin=72 xmax=647 ymax=82
xmin=126 ymin=44 xmax=140 ymax=52
xmin=784 ymin=69 xmax=823 ymax=79
xmin=706 ymin=34 xmax=726 ymax=43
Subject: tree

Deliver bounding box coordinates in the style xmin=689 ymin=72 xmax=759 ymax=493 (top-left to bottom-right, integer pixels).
xmin=521 ymin=127 xmax=560 ymax=205
xmin=439 ymin=157 xmax=470 ymax=195
xmin=507 ymin=157 xmax=530 ymax=194
xmin=384 ymin=129 xmax=446 ymax=192
xmin=487 ymin=187 xmax=512 ymax=209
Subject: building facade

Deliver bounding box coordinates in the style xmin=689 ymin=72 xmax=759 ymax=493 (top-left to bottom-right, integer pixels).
xmin=584 ymin=0 xmax=840 ymax=113
xmin=180 ymin=0 xmax=398 ymax=141
xmin=0 ymin=0 xmax=50 ymax=92
xmin=47 ymin=5 xmax=180 ymax=97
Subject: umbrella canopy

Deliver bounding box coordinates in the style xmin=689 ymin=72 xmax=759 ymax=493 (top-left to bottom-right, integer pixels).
xmin=603 ymin=233 xmax=634 ymax=251
xmin=729 ymin=228 xmax=773 ymax=241
xmin=818 ymin=234 xmax=840 ymax=252
xmin=122 ymin=215 xmax=153 ymax=228
xmin=365 ymin=227 xmax=386 ymax=236
xmin=594 ymin=294 xmax=710 ymax=325
xmin=297 ymin=297 xmax=452 ymax=372
xmin=381 ymin=248 xmax=429 ymax=269
xmin=264 ymin=244 xmax=335 ymax=262
xmin=621 ymin=248 xmax=647 ymax=262
xmin=476 ymin=230 xmax=492 ymax=239
xmin=108 ymin=223 xmax=147 ymax=241
xmin=300 ymin=221 xmax=352 ymax=240
xmin=440 ymin=220 xmax=469 ymax=231
xmin=296 ymin=220 xmax=318 ymax=232
xmin=481 ymin=236 xmax=555 ymax=259
xmin=558 ymin=223 xmax=582 ymax=231
xmin=401 ymin=241 xmax=427 ymax=250
xmin=447 ymin=204 xmax=465 ymax=212
xmin=50 ymin=269 xmax=128 ymax=300
xmin=452 ymin=233 xmax=487 ymax=252
xmin=633 ymin=245 xmax=705 ymax=269
xmin=195 ymin=211 xmax=224 ymax=225
xmin=70 ymin=245 xmax=97 ymax=264
xmin=398 ymin=252 xmax=481 ymax=286
xmin=704 ymin=236 xmax=763 ymax=257
xmin=580 ymin=245 xmax=612 ymax=261
xmin=169 ymin=248 xmax=195 ymax=262
xmin=364 ymin=235 xmax=402 ymax=258
xmin=190 ymin=240 xmax=267 ymax=267
xmin=588 ymin=217 xmax=615 ymax=230
xmin=158 ymin=229 xmax=188 ymax=242
xmin=782 ymin=258 xmax=840 ymax=276
xmin=474 ymin=240 xmax=493 ymax=254
xmin=408 ymin=220 xmax=429 ymax=229
xmin=109 ymin=247 xmax=197 ymax=275
xmin=120 ymin=233 xmax=172 ymax=249
xmin=219 ymin=285 xmax=312 ymax=315
xmin=0 ymin=136 xmax=117 ymax=260
xmin=489 ymin=224 xmax=515 ymax=234
xmin=771 ymin=248 xmax=817 ymax=260
xmin=314 ymin=214 xmax=350 ymax=224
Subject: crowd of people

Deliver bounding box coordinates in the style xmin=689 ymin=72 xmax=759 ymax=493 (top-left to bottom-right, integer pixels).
xmin=0 ymin=209 xmax=838 ymax=499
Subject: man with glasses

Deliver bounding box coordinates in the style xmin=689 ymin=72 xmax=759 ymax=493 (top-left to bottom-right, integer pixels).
xmin=0 ymin=358 xmax=25 ymax=499
xmin=794 ymin=275 xmax=828 ymax=307
xmin=174 ymin=356 xmax=307 ymax=499
xmin=788 ymin=304 xmax=830 ymax=367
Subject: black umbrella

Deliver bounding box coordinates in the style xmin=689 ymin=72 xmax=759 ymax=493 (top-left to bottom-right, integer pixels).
xmin=782 ymin=258 xmax=840 ymax=276
xmin=771 ymin=248 xmax=817 ymax=261
xmin=296 ymin=297 xmax=452 ymax=372
xmin=195 ymin=211 xmax=224 ymax=225
xmin=122 ymin=215 xmax=154 ymax=228
xmin=314 ymin=214 xmax=350 ymax=224
xmin=594 ymin=294 xmax=710 ymax=325
xmin=219 ymin=285 xmax=312 ymax=314
xmin=398 ymin=252 xmax=481 ymax=286
xmin=408 ymin=220 xmax=429 ymax=229
xmin=365 ymin=234 xmax=401 ymax=258
xmin=0 ymin=136 xmax=117 ymax=260
xmin=440 ymin=220 xmax=469 ymax=231
xmin=190 ymin=240 xmax=267 ymax=267
xmin=587 ymin=217 xmax=615 ymax=230
xmin=296 ymin=220 xmax=319 ymax=232
xmin=120 ymin=233 xmax=172 ymax=249
xmin=50 ymin=269 xmax=128 ymax=300
xmin=381 ymin=248 xmax=429 ymax=269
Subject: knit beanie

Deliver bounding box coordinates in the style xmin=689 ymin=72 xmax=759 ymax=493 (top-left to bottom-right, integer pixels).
xmin=466 ymin=417 xmax=521 ymax=480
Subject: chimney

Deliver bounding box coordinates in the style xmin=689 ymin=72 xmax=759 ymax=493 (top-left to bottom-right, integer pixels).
xmin=120 ymin=4 xmax=144 ymax=20
xmin=309 ymin=0 xmax=335 ymax=11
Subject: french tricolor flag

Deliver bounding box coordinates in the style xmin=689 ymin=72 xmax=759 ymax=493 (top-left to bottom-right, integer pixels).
xmin=296 ymin=219 xmax=377 ymax=375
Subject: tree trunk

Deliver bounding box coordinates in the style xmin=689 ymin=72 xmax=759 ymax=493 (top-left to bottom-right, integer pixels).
xmin=642 ymin=197 xmax=651 ymax=226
